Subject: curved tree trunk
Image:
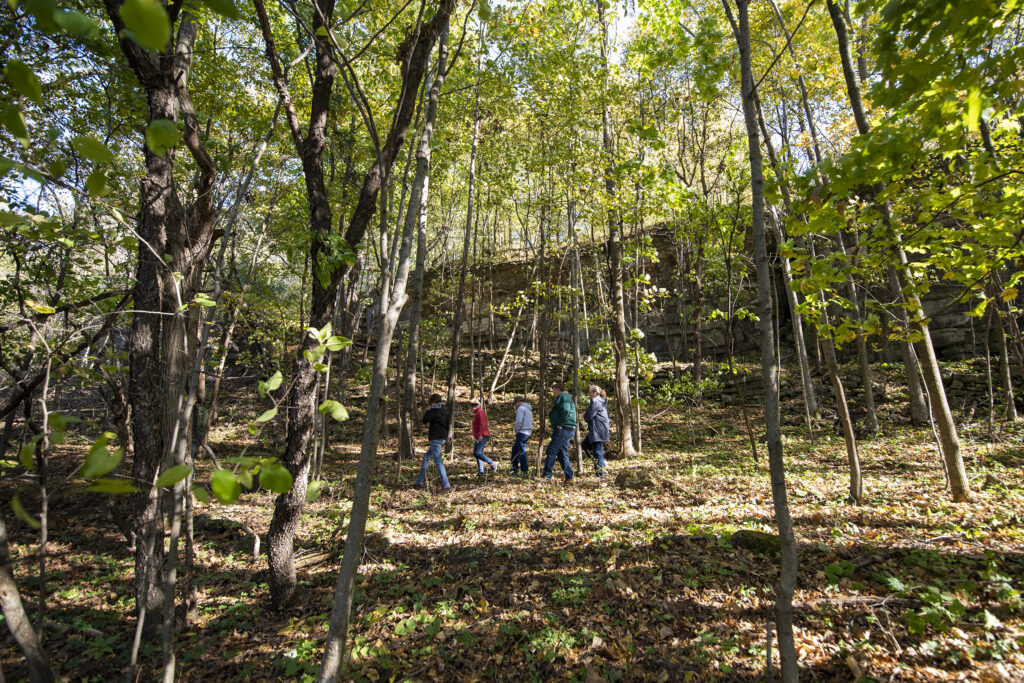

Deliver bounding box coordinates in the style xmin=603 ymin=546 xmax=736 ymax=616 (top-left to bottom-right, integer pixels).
xmin=318 ymin=10 xmax=453 ymax=678
xmin=0 ymin=514 xmax=54 ymax=683
xmin=825 ymin=0 xmax=973 ymax=501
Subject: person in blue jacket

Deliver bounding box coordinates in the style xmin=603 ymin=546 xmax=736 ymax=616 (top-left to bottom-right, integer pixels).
xmin=581 ymin=384 xmax=610 ymax=477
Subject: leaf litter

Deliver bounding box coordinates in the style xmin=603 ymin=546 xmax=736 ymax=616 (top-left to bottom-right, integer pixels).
xmin=2 ymin=398 xmax=1023 ymax=681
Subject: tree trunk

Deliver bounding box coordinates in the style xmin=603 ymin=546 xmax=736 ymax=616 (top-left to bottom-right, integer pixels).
xmin=317 ymin=11 xmax=454 ymax=679
xmin=399 ymin=30 xmax=449 ymax=464
xmin=103 ymin=0 xmax=221 ymax=628
xmin=825 ymin=0 xmax=973 ymax=501
xmin=836 ymin=231 xmax=878 ymax=433
xmin=445 ymin=20 xmax=485 ymax=445
xmin=597 ymin=0 xmax=638 ymax=459
xmin=996 ymin=308 xmax=1018 ymax=421
xmin=0 ymin=514 xmax=54 ymax=683
xmin=725 ymin=1 xmax=799 ymax=679
xmin=819 ymin=311 xmax=863 ymax=503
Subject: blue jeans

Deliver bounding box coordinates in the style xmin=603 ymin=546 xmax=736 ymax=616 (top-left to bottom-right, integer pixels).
xmin=510 ymin=432 xmax=530 ymax=474
xmin=415 ymin=439 xmax=450 ymax=489
xmin=582 ymin=433 xmax=606 ymax=476
xmin=543 ymin=427 xmax=575 ymax=480
xmin=473 ymin=435 xmax=494 ymax=473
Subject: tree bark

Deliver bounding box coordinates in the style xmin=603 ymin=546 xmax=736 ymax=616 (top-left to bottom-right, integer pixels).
xmin=103 ymin=0 xmax=220 ymax=627
xmin=400 ymin=24 xmax=450 ymax=464
xmin=445 ymin=20 xmax=485 ymax=445
xmin=725 ymin=1 xmax=799 ymax=679
xmin=597 ymin=0 xmax=638 ymax=458
xmin=0 ymin=514 xmax=54 ymax=683
xmin=825 ymin=0 xmax=973 ymax=501
xmin=996 ymin=308 xmax=1018 ymax=421
xmin=318 ymin=9 xmax=454 ymax=679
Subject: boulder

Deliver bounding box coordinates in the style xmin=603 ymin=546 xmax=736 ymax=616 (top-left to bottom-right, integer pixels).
xmin=614 ymin=469 xmax=657 ymax=491
xmin=729 ymin=529 xmax=781 ymax=555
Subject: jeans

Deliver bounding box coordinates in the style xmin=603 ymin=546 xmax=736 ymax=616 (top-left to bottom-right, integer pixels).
xmin=543 ymin=426 xmax=575 ymax=480
xmin=510 ymin=432 xmax=530 ymax=474
xmin=473 ymin=435 xmax=494 ymax=473
xmin=581 ymin=433 xmax=606 ymax=476
xmin=415 ymin=439 xmax=450 ymax=489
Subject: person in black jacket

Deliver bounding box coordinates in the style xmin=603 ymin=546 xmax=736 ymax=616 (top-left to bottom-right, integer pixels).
xmin=414 ymin=393 xmax=451 ymax=490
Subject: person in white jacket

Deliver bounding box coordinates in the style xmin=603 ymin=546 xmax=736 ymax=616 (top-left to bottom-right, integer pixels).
xmin=511 ymin=397 xmax=533 ymax=476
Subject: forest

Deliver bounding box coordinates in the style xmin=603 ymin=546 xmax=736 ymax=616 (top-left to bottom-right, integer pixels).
xmin=1 ymin=0 xmax=1023 ymax=680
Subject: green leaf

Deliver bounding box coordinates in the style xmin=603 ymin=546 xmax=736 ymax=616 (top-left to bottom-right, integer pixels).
xmin=983 ymin=609 xmax=1002 ymax=629
xmin=88 ymin=478 xmax=137 ymax=494
xmin=19 ymin=442 xmax=36 ymax=471
xmin=964 ymin=88 xmax=981 ymax=132
xmin=11 ymin=494 xmax=41 ymax=529
xmin=211 ymin=469 xmax=241 ymax=504
xmin=193 ymin=487 xmax=210 ymax=504
xmin=86 ymin=169 xmax=111 ymax=197
xmin=884 ymin=576 xmax=907 ymax=593
xmin=24 ymin=0 xmax=57 ymax=31
xmin=144 ymin=119 xmax=178 ymax=156
xmin=5 ymin=60 xmax=44 ymax=105
xmin=202 ymin=0 xmax=239 ymax=19
xmin=192 ymin=292 xmax=216 ymax=307
xmin=478 ymin=0 xmax=491 ymax=21
xmin=79 ymin=434 xmax=124 ymax=479
xmin=119 ymin=0 xmax=171 ymax=51
xmin=304 ymin=345 xmax=326 ymax=364
xmin=155 ymin=464 xmax=192 ymax=488
xmin=318 ymin=400 xmax=349 ymax=422
xmin=26 ymin=300 xmax=56 ymax=314
xmin=265 ymin=370 xmax=282 ymax=392
xmin=255 ymin=407 xmax=277 ymax=423
xmin=259 ymin=462 xmax=293 ymax=494
xmin=305 ymin=479 xmax=324 ymax=503
xmin=325 ymin=335 xmax=352 ymax=352
xmin=54 ymin=9 xmax=100 ymax=38
xmin=73 ymin=136 xmax=114 ymax=164
xmin=2 ymin=103 xmax=29 ymax=146
xmin=48 ymin=159 xmax=67 ymax=179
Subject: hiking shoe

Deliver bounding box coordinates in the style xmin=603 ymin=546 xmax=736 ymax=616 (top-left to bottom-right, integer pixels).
xmin=564 ymin=476 xmax=575 ymax=485
xmin=490 ymin=463 xmax=498 ymax=474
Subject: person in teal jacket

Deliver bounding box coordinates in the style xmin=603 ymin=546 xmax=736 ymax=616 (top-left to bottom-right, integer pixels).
xmin=543 ymin=383 xmax=576 ymax=482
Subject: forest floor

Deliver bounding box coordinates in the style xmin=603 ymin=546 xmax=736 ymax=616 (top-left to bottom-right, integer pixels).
xmin=3 ymin=374 xmax=1024 ymax=681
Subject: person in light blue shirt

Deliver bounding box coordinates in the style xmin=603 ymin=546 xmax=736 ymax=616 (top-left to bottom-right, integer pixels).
xmin=511 ymin=397 xmax=533 ymax=476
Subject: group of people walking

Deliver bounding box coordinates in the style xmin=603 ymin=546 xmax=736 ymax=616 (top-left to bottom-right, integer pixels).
xmin=413 ymin=383 xmax=611 ymax=491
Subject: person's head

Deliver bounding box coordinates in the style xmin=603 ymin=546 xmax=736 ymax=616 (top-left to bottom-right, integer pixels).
xmin=514 ymin=396 xmax=525 ymax=408
xmin=428 ymin=393 xmax=443 ymax=405
xmin=470 ymin=399 xmax=480 ymax=410
xmin=551 ymin=382 xmax=564 ymax=396
xmin=588 ymin=384 xmax=601 ymax=397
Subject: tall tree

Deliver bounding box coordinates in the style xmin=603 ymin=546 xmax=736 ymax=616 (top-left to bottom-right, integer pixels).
xmin=723 ymin=0 xmax=799 ymax=678
xmin=824 ymin=0 xmax=973 ymax=502
xmin=102 ymin=0 xmax=220 ymax=628
xmin=597 ymin=0 xmax=639 ymax=458
xmin=318 ymin=6 xmax=456 ymax=679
